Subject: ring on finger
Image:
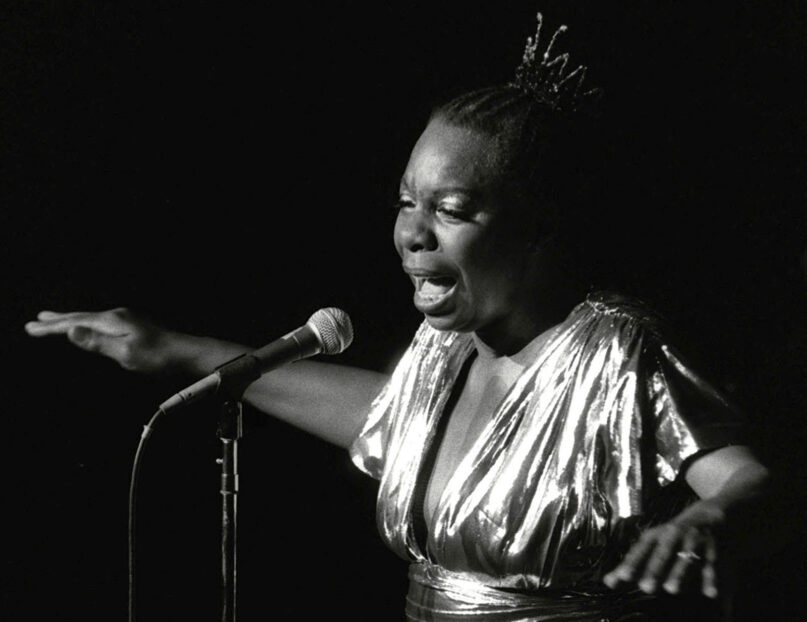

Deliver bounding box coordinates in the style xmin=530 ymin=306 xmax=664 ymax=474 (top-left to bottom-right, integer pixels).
xmin=676 ymin=550 xmax=702 ymax=563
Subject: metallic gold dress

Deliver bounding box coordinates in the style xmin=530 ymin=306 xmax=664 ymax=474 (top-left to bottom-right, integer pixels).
xmin=350 ymin=292 xmax=746 ymax=621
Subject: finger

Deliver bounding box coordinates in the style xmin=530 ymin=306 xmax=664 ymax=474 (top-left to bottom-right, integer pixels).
xmin=662 ymin=556 xmax=700 ymax=595
xmin=662 ymin=528 xmax=702 ymax=594
xmin=36 ymin=310 xmax=95 ymax=321
xmin=26 ymin=312 xmax=129 ymax=337
xmin=67 ymin=325 xmax=127 ymax=361
xmin=637 ymin=525 xmax=685 ymax=593
xmin=26 ymin=318 xmax=79 ymax=336
xmin=701 ymin=537 xmax=719 ymax=599
xmin=67 ymin=326 xmax=101 ymax=351
xmin=35 ymin=310 xmax=97 ymax=320
xmin=700 ymin=561 xmax=718 ymax=599
xmin=34 ymin=311 xmax=102 ymax=324
xmin=37 ymin=310 xmax=63 ymax=319
xmin=25 ymin=320 xmax=70 ymax=336
xmin=603 ymin=533 xmax=657 ymax=588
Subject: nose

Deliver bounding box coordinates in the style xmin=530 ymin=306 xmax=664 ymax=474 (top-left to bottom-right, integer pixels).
xmin=395 ymin=207 xmax=438 ymax=253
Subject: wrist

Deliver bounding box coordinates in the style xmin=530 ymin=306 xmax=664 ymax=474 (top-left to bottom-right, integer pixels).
xmin=159 ymin=331 xmax=210 ymax=376
xmin=161 ymin=332 xmax=251 ymax=378
xmin=673 ymin=498 xmax=728 ymax=531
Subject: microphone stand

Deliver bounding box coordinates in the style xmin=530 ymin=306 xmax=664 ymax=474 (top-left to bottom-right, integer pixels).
xmin=217 ymin=399 xmax=242 ymax=622
xmin=212 ymin=354 xmax=258 ymax=622
xmin=153 ymin=309 xmax=352 ymax=621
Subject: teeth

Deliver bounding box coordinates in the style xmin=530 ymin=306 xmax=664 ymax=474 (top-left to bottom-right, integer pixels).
xmin=415 ymin=276 xmax=455 ymax=301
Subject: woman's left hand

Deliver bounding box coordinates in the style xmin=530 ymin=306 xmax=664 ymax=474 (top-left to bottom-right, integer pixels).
xmin=602 ymin=500 xmax=728 ymax=599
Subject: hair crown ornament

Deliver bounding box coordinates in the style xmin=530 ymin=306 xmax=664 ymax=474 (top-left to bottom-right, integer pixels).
xmin=511 ymin=12 xmax=602 ymax=113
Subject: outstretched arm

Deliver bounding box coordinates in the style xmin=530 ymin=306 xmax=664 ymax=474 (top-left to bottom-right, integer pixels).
xmin=25 ymin=308 xmax=388 ymax=448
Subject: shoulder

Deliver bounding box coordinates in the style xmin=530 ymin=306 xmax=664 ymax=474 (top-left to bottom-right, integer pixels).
xmin=562 ymin=290 xmax=673 ymax=347
xmin=580 ymin=291 xmax=667 ymax=327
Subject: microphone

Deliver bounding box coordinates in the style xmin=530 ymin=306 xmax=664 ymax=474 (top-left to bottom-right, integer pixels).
xmin=159 ymin=307 xmax=353 ymax=413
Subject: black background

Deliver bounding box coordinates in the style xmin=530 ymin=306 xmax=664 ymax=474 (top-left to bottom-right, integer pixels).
xmin=1 ymin=2 xmax=805 ymax=620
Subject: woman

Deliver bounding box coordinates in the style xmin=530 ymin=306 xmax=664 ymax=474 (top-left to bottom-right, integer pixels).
xmin=26 ymin=14 xmax=770 ymax=622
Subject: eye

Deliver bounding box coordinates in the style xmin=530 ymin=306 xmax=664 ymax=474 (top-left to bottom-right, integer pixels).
xmin=393 ymin=196 xmax=416 ymax=211
xmin=436 ymin=199 xmax=470 ymax=221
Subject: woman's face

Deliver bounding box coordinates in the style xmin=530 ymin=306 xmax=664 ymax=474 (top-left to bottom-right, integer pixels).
xmin=394 ymin=118 xmax=540 ymax=337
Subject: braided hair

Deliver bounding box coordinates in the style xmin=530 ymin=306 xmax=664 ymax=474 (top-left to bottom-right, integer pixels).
xmin=428 ymin=15 xmax=607 ymax=279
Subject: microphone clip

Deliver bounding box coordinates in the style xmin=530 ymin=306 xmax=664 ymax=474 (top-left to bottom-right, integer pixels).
xmin=213 ymin=353 xmax=263 ymax=403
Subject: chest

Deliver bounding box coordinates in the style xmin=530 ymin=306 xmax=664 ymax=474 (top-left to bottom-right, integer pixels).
xmin=423 ymin=357 xmax=524 ymax=526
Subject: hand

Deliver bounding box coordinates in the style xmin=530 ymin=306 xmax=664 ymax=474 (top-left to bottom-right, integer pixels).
xmin=25 ymin=308 xmax=175 ymax=374
xmin=603 ymin=501 xmax=729 ymax=599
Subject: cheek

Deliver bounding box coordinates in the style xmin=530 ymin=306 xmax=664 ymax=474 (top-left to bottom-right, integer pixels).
xmin=452 ymin=244 xmax=504 ymax=295
xmin=392 ymin=215 xmax=405 ymax=257
xmin=458 ymin=238 xmax=526 ymax=295
xmin=454 ymin=228 xmax=508 ymax=273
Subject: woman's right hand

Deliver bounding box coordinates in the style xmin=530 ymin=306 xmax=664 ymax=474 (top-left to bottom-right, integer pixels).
xmin=25 ymin=308 xmax=179 ymax=374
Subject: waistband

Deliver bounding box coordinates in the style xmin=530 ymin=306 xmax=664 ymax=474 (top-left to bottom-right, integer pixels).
xmin=406 ymin=562 xmax=651 ymax=622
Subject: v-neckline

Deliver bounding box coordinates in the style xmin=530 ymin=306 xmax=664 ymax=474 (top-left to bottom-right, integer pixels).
xmin=410 ymin=347 xmax=476 ymax=557
xmin=410 ymin=320 xmax=567 ymax=558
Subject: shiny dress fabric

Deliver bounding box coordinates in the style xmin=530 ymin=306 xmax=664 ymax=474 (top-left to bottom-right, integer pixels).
xmin=350 ymin=292 xmax=745 ymax=620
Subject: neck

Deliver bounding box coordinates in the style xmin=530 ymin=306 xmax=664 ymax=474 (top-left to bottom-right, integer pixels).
xmin=471 ymin=306 xmax=572 ymax=365
xmin=472 ymin=280 xmax=584 ymax=363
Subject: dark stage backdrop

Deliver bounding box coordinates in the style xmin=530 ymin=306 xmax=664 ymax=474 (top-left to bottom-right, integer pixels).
xmin=1 ymin=2 xmax=805 ymax=620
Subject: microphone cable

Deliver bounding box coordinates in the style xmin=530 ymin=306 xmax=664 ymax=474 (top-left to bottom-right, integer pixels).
xmin=128 ymin=409 xmax=165 ymax=622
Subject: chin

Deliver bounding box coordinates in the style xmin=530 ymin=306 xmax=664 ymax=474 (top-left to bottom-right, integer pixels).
xmin=421 ymin=311 xmax=476 ymax=333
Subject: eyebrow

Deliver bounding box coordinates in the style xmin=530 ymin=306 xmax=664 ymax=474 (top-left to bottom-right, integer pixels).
xmin=398 ymin=178 xmax=477 ymax=198
xmin=431 ymin=188 xmax=475 ymax=201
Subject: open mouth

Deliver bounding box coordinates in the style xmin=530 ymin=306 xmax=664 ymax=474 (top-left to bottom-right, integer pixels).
xmin=412 ymin=275 xmax=457 ymax=310
xmin=414 ymin=276 xmax=456 ymax=300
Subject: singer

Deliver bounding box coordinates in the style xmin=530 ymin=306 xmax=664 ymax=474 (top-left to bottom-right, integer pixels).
xmin=26 ymin=12 xmax=777 ymax=622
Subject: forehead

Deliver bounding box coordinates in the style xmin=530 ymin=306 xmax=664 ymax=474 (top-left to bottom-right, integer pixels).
xmin=401 ymin=119 xmax=502 ymax=192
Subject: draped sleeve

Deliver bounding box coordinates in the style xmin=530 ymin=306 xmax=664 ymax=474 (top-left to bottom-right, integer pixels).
xmin=348 ymin=321 xmax=475 ymax=482
xmin=643 ymin=332 xmax=749 ymax=486
xmin=583 ymin=292 xmax=749 ymax=492
xmin=348 ymin=332 xmax=418 ymax=481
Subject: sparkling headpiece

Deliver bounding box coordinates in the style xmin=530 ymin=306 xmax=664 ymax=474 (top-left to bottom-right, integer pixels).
xmin=511 ymin=13 xmax=602 ymax=113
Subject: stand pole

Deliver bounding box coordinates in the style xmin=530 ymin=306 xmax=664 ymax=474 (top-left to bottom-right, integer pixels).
xmin=218 ymin=400 xmax=242 ymax=622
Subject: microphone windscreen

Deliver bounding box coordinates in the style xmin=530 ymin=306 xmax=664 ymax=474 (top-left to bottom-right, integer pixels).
xmin=308 ymin=308 xmax=353 ymax=355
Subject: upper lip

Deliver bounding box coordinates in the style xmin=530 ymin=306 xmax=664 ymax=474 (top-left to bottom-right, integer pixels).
xmin=403 ymin=265 xmax=451 ymax=278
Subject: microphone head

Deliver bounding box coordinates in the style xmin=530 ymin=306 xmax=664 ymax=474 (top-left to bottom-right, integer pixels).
xmin=307 ymin=308 xmax=353 ymax=355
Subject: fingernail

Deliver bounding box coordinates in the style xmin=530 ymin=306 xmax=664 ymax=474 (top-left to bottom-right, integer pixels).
xmin=639 ymin=579 xmax=656 ymax=593
xmin=704 ymin=587 xmax=718 ymax=599
xmin=663 ymin=581 xmax=679 ymax=594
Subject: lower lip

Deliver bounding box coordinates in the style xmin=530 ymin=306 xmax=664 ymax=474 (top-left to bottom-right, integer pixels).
xmin=413 ymin=283 xmax=457 ymax=315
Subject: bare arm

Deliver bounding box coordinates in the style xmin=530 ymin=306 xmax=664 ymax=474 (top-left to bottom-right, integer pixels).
xmin=603 ymin=445 xmax=774 ymax=598
xmin=25 ymin=308 xmax=388 ymax=448
xmin=172 ymin=331 xmax=387 ymax=447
